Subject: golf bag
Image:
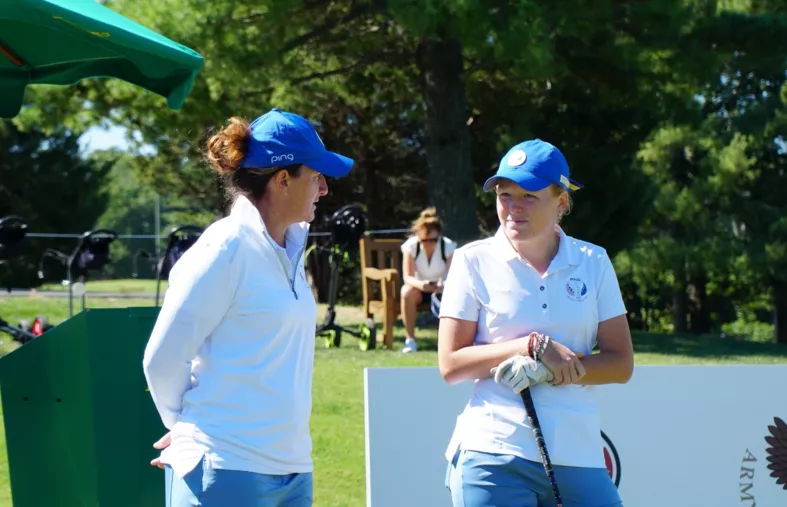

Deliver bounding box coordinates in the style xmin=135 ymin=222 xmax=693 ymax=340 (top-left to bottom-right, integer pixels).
xmin=0 ymin=216 xmax=28 ymax=262
xmin=154 ymin=225 xmax=203 ymax=305
xmin=0 ymin=215 xmax=50 ymax=343
xmin=325 ymin=203 xmax=366 ymax=256
xmin=72 ymin=230 xmax=117 ymax=278
xmin=315 ymin=203 xmax=377 ymax=350
xmin=157 ymin=226 xmax=203 ymax=280
xmin=38 ymin=228 xmax=118 ymax=317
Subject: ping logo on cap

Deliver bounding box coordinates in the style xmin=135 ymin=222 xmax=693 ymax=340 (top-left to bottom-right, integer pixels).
xmin=507 ymin=150 xmax=527 ymax=167
xmin=271 ymin=154 xmax=295 ymax=163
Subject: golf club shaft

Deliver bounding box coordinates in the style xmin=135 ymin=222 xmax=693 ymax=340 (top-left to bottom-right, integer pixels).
xmin=520 ymin=388 xmax=563 ymax=507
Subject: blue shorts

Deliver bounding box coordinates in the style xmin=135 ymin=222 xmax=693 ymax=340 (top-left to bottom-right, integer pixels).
xmin=446 ymin=449 xmax=622 ymax=507
xmin=165 ymin=457 xmax=313 ymax=507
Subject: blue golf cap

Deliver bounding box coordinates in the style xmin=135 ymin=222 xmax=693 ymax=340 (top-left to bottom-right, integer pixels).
xmin=482 ymin=139 xmax=583 ymax=193
xmin=240 ymin=108 xmax=354 ymax=177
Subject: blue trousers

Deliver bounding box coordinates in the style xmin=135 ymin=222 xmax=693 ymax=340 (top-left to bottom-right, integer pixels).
xmin=165 ymin=457 xmax=313 ymax=507
xmin=447 ymin=449 xmax=622 ymax=507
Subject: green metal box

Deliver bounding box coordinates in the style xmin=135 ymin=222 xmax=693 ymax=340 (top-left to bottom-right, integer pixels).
xmin=0 ymin=307 xmax=165 ymax=506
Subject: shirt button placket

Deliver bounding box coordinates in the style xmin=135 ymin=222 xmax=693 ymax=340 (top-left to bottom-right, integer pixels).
xmin=539 ymin=283 xmax=548 ymax=313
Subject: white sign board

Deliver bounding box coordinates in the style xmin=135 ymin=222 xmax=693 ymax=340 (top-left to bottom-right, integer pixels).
xmin=364 ymin=365 xmax=787 ymax=507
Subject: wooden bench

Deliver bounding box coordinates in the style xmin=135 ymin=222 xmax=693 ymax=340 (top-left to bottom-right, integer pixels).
xmin=359 ymin=233 xmax=430 ymax=349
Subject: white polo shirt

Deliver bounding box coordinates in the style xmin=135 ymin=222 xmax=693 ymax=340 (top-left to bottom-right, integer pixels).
xmin=400 ymin=235 xmax=458 ymax=283
xmin=440 ymin=226 xmax=626 ymax=468
xmin=143 ymin=195 xmax=318 ymax=478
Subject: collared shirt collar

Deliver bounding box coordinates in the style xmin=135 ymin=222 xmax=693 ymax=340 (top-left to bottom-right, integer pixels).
xmin=229 ymin=195 xmax=310 ymax=251
xmin=492 ymin=225 xmax=578 ymax=272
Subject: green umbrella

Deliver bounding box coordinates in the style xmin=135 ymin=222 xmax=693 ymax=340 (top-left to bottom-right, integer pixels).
xmin=0 ymin=0 xmax=204 ymax=118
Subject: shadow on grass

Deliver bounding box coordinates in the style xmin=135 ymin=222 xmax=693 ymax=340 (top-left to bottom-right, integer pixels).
xmin=632 ymin=331 xmax=787 ymax=359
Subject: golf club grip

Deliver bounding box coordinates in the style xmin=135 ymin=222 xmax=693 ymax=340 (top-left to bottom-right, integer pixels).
xmin=520 ymin=388 xmax=563 ymax=507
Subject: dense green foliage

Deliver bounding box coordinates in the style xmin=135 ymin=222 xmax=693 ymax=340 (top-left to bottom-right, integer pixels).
xmin=0 ymin=122 xmax=111 ymax=288
xmin=3 ymin=0 xmax=787 ymax=342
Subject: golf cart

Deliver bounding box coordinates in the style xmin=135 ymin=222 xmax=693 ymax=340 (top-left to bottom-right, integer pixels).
xmin=38 ymin=228 xmax=118 ymax=317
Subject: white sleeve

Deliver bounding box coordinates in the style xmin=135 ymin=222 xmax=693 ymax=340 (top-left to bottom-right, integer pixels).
xmin=438 ymin=248 xmax=480 ymax=322
xmin=596 ymin=252 xmax=627 ymax=323
xmin=400 ymin=236 xmax=418 ymax=257
xmin=444 ymin=238 xmax=458 ymax=258
xmin=142 ymin=239 xmax=238 ymax=429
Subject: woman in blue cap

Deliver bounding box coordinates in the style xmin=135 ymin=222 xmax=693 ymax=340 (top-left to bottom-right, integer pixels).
xmin=142 ymin=108 xmax=354 ymax=507
xmin=438 ymin=139 xmax=633 ymax=506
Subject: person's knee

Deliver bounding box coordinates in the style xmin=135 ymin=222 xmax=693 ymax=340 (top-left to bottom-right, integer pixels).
xmin=401 ymin=285 xmax=421 ymax=305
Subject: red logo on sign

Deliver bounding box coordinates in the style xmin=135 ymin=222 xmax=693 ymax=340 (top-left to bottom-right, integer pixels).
xmin=601 ymin=431 xmax=621 ymax=487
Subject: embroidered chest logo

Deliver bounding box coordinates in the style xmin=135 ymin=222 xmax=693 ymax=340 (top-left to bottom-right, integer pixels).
xmin=565 ymin=278 xmax=588 ymax=301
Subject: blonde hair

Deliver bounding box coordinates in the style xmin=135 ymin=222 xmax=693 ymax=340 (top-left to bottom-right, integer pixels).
xmin=410 ymin=207 xmax=443 ymax=236
xmin=551 ymin=184 xmax=573 ymax=222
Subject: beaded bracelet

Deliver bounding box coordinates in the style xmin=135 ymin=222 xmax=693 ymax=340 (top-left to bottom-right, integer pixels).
xmin=536 ymin=334 xmax=550 ymax=360
xmin=527 ymin=332 xmax=537 ymax=359
xmin=526 ymin=332 xmax=553 ymax=360
xmin=527 ymin=332 xmax=550 ymax=360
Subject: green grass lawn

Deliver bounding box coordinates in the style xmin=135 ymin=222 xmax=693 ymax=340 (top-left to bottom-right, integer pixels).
xmin=37 ymin=278 xmax=161 ymax=294
xmin=1 ymin=293 xmax=786 ymax=505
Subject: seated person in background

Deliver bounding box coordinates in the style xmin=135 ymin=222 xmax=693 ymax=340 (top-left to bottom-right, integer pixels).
xmin=399 ymin=207 xmax=457 ymax=353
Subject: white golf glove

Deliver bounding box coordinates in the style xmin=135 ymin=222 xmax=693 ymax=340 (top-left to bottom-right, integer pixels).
xmin=491 ymin=354 xmax=554 ymax=393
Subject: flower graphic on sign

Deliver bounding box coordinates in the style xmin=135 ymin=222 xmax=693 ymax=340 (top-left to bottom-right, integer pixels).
xmin=765 ymin=417 xmax=787 ymax=490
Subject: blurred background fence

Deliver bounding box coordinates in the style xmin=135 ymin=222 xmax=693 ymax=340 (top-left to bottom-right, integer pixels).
xmin=1 ymin=227 xmax=412 ymax=310
xmin=1 ymin=225 xmax=774 ymax=344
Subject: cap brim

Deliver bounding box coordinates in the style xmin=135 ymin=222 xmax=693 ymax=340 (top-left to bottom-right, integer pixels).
xmin=304 ymin=151 xmax=354 ymax=178
xmin=482 ymin=174 xmax=552 ymax=192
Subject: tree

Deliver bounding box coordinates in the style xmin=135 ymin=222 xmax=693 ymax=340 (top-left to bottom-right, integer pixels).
xmin=13 ymin=0 xmax=706 ymax=249
xmin=0 ymin=121 xmax=111 ymax=287
xmin=634 ymin=121 xmax=748 ymax=334
xmin=706 ymin=10 xmax=787 ymax=344
xmin=666 ymin=3 xmax=787 ymax=342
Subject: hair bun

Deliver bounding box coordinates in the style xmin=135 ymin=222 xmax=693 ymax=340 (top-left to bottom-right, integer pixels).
xmin=206 ymin=117 xmax=250 ymax=175
xmin=411 ymin=206 xmax=443 ymax=235
xmin=420 ymin=206 xmax=438 ymax=219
